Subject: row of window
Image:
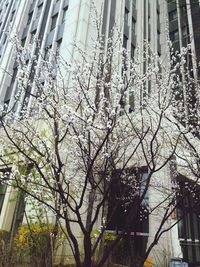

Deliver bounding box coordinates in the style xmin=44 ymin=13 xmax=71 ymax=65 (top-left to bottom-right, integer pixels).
xmin=177 ymin=179 xmax=200 ymax=264
xmin=22 ymin=2 xmax=68 ymax=49
xmin=123 ymin=5 xmax=136 ymax=59
xmin=0 ymin=1 xmax=9 ymax=18
xmin=51 ymin=6 xmax=68 ymax=31
xmin=0 ymin=3 xmax=16 ymax=45
xmin=27 ymin=2 xmax=68 ymax=33
xmin=168 ymin=6 xmax=187 ymax=22
xmin=170 ymin=25 xmax=189 ymax=42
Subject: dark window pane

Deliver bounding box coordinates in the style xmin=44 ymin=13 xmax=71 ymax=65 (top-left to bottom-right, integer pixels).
xmin=170 ymin=30 xmax=179 ymax=42
xmin=124 ymin=8 xmax=129 ymax=23
xmin=27 ymin=11 xmax=33 ymax=24
xmin=169 ymin=9 xmax=177 ymax=21
xmin=62 ymin=6 xmax=68 ymax=23
xmin=51 ymin=14 xmax=58 ymax=31
xmin=123 ymin=35 xmax=128 ymax=48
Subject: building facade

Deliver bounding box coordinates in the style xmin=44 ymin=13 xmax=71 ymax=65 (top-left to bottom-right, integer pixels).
xmin=167 ymin=1 xmax=200 ymax=265
xmin=168 ymin=0 xmax=200 ymax=129
xmin=0 ymin=0 xmax=199 ymax=266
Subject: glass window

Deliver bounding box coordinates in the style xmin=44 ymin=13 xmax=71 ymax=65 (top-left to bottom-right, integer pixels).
xmin=106 ymin=168 xmax=149 ymax=265
xmin=131 ymin=43 xmax=135 ymax=60
xmin=123 ymin=34 xmax=128 ymax=48
xmin=62 ymin=6 xmax=68 ymax=23
xmin=0 ymin=182 xmax=6 ymax=214
xmin=177 ymin=178 xmax=200 ymax=264
xmin=107 ymin=168 xmax=149 ymax=234
xmin=124 ymin=8 xmax=129 ymax=23
xmin=169 ymin=9 xmax=177 ymax=21
xmin=2 ymin=35 xmax=7 ymax=45
xmin=56 ymin=39 xmax=62 ymax=55
xmin=0 ymin=170 xmax=10 ymax=214
xmin=4 ymin=67 xmax=17 ymax=107
xmin=36 ymin=3 xmax=43 ymax=19
xmin=182 ymin=26 xmax=189 ymax=37
xmin=27 ymin=11 xmax=33 ymax=24
xmin=30 ymin=30 xmax=36 ymax=43
xmin=170 ymin=30 xmax=179 ymax=42
xmin=10 ymin=10 xmax=15 ymax=22
xmin=132 ymin=17 xmax=136 ymax=34
xmin=192 ymin=213 xmax=199 ymax=239
xmin=44 ymin=45 xmax=52 ymax=60
xmin=181 ymin=6 xmax=187 ymax=16
xmin=51 ymin=13 xmax=58 ymax=31
xmin=196 ymin=244 xmax=200 ymax=261
xmin=13 ymin=192 xmax=25 ymax=234
xmin=21 ymin=37 xmax=26 ymax=47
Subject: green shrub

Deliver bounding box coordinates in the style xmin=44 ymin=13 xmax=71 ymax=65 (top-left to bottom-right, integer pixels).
xmin=14 ymin=223 xmax=55 ymax=267
xmin=0 ymin=230 xmax=11 ymax=267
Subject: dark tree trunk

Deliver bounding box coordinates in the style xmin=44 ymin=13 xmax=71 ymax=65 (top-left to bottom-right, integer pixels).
xmin=82 ymin=233 xmax=92 ymax=267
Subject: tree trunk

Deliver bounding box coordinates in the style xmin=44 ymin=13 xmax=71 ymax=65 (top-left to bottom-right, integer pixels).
xmin=82 ymin=189 xmax=96 ymax=267
xmin=83 ymin=233 xmax=92 ymax=267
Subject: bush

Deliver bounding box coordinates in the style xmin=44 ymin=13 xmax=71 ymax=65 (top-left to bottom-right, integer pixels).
xmin=0 ymin=230 xmax=11 ymax=267
xmin=14 ymin=223 xmax=55 ymax=267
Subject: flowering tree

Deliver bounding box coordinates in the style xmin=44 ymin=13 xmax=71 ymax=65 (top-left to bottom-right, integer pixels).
xmin=0 ymin=29 xmax=199 ymax=267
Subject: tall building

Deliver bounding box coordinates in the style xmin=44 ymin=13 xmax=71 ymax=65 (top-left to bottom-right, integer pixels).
xmin=167 ymin=1 xmax=200 ymax=265
xmin=168 ymin=0 xmax=200 ymax=74
xmin=168 ymin=0 xmax=200 ymax=128
xmin=0 ymin=0 xmax=200 ymax=266
xmin=0 ymin=0 xmax=166 ymax=112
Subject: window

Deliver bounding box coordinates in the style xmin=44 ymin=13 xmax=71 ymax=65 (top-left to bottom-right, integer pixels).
xmin=51 ymin=13 xmax=58 ymax=31
xmin=177 ymin=177 xmax=200 ymax=265
xmin=44 ymin=45 xmax=52 ymax=60
xmin=10 ymin=10 xmax=15 ymax=22
xmin=4 ymin=67 xmax=18 ymax=107
xmin=62 ymin=6 xmax=68 ymax=23
xmin=124 ymin=8 xmax=129 ymax=23
xmin=12 ymin=192 xmax=25 ymax=234
xmin=56 ymin=39 xmax=62 ymax=55
xmin=170 ymin=30 xmax=179 ymax=42
xmin=106 ymin=168 xmax=149 ymax=265
xmin=27 ymin=11 xmax=33 ymax=24
xmin=129 ymin=92 xmax=134 ymax=112
xmin=107 ymin=168 xmax=149 ymax=233
xmin=123 ymin=34 xmax=128 ymax=48
xmin=36 ymin=3 xmax=43 ymax=19
xmin=169 ymin=9 xmax=177 ymax=22
xmin=21 ymin=37 xmax=26 ymax=47
xmin=2 ymin=35 xmax=7 ymax=45
xmin=0 ymin=170 xmax=10 ymax=214
xmin=157 ymin=31 xmax=161 ymax=55
xmin=182 ymin=25 xmax=189 ymax=37
xmin=181 ymin=6 xmax=187 ymax=16
xmin=132 ymin=17 xmax=136 ymax=34
xmin=30 ymin=30 xmax=36 ymax=44
xmin=0 ymin=182 xmax=6 ymax=214
xmin=131 ymin=43 xmax=135 ymax=60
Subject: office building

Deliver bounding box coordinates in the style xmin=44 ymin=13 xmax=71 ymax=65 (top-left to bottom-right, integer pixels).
xmin=168 ymin=0 xmax=200 ymax=128
xmin=0 ymin=0 xmax=200 ymax=266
